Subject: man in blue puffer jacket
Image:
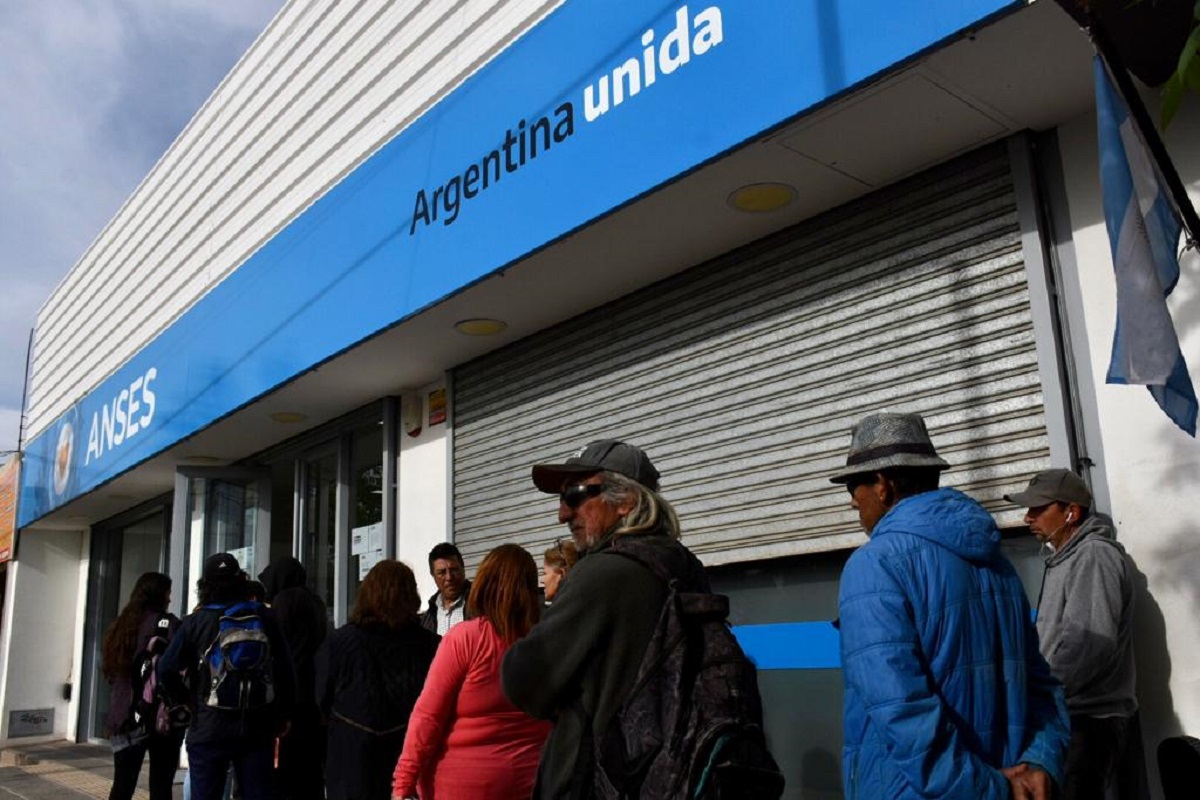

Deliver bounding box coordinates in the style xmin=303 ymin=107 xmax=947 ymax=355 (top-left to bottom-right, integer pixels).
xmin=832 ymin=413 xmax=1069 ymax=799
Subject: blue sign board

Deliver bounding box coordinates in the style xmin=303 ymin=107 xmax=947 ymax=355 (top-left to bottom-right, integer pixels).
xmin=21 ymin=0 xmax=1018 ymax=524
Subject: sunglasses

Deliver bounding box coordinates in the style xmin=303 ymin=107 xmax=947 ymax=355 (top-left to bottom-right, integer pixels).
xmin=560 ymin=483 xmax=604 ymax=509
xmin=844 ymin=474 xmax=879 ymax=495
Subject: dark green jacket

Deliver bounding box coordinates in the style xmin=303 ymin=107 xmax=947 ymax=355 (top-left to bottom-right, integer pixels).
xmin=502 ymin=531 xmax=673 ymax=799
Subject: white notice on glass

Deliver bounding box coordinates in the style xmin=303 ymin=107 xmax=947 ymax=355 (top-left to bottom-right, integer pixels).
xmin=367 ymin=522 xmax=384 ymax=553
xmin=358 ymin=550 xmax=382 ymax=579
xmin=350 ymin=526 xmax=369 ymax=556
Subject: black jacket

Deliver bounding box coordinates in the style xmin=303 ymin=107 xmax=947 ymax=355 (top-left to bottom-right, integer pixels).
xmin=418 ymin=580 xmax=473 ymax=634
xmin=502 ymin=531 xmax=674 ymax=799
xmin=259 ymin=557 xmax=329 ymax=704
xmin=105 ymin=610 xmax=181 ymax=737
xmin=315 ymin=621 xmax=440 ymax=733
xmin=157 ymin=603 xmax=296 ymax=744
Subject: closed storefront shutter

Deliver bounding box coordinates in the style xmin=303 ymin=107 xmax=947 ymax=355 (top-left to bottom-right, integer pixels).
xmin=451 ymin=144 xmax=1052 ymax=569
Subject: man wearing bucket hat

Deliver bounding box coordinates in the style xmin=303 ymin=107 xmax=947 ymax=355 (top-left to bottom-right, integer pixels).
xmin=1006 ymin=470 xmax=1138 ymax=800
xmin=833 ymin=413 xmax=1069 ymax=799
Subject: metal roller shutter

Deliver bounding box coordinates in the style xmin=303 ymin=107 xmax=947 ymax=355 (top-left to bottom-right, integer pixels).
xmin=451 ymin=144 xmax=1052 ymax=569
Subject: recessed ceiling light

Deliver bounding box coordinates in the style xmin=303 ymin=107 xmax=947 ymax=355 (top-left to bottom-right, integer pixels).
xmin=454 ymin=318 xmax=507 ymax=336
xmin=727 ymin=182 xmax=797 ymax=213
xmin=269 ymin=411 xmax=308 ymax=424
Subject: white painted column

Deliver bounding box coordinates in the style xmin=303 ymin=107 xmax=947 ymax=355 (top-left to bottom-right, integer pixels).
xmin=0 ymin=528 xmax=86 ymax=742
xmin=397 ymin=378 xmax=452 ymax=603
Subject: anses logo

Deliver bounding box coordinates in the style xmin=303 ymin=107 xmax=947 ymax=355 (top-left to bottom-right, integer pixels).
xmin=54 ymin=422 xmax=74 ymax=496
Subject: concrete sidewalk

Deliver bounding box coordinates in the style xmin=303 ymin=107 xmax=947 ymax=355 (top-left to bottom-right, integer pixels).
xmin=0 ymin=740 xmax=174 ymax=800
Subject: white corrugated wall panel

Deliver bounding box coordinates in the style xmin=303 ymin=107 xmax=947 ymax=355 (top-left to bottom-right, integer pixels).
xmin=27 ymin=0 xmax=564 ymax=439
xmin=451 ymin=145 xmax=1053 ymax=569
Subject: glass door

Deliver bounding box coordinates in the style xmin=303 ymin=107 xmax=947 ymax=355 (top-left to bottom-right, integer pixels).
xmin=296 ymin=420 xmax=387 ymax=626
xmin=300 ymin=446 xmax=339 ymax=618
xmin=348 ymin=424 xmax=384 ymax=610
xmin=81 ymin=503 xmax=170 ymax=742
xmin=170 ymin=467 xmax=271 ymax=616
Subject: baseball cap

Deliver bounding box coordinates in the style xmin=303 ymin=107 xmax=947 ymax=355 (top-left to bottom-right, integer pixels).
xmin=532 ymin=439 xmax=660 ymax=493
xmin=1004 ymin=469 xmax=1092 ymax=508
xmin=202 ymin=552 xmax=241 ymax=582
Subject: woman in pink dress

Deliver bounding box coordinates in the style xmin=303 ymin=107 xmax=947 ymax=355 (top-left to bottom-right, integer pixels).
xmin=393 ymin=544 xmax=551 ymax=800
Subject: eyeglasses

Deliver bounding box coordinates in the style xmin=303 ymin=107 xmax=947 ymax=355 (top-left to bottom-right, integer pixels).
xmin=433 ymin=566 xmax=464 ymax=578
xmin=560 ymin=483 xmax=604 ymax=509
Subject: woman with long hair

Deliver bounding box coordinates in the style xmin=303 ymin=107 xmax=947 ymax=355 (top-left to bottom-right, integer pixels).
xmin=100 ymin=571 xmax=181 ymax=800
xmin=315 ymin=560 xmax=439 ymax=800
xmin=393 ymin=544 xmax=551 ymax=800
xmin=542 ymin=538 xmax=578 ymax=603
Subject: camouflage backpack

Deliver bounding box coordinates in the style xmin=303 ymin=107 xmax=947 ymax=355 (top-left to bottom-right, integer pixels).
xmin=595 ymin=537 xmax=785 ymax=799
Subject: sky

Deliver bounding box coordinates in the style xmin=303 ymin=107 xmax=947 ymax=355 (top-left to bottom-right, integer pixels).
xmin=0 ymin=0 xmax=286 ymax=456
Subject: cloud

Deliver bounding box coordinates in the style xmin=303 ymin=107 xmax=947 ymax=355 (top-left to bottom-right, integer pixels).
xmin=0 ymin=0 xmax=283 ymax=446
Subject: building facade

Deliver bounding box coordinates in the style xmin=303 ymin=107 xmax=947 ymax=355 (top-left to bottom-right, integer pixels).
xmin=1 ymin=1 xmax=1197 ymax=797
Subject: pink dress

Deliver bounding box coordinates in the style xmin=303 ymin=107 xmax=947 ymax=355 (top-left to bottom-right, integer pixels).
xmin=393 ymin=617 xmax=551 ymax=800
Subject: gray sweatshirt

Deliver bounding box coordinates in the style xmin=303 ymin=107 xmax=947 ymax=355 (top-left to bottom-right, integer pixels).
xmin=1035 ymin=512 xmax=1137 ymax=718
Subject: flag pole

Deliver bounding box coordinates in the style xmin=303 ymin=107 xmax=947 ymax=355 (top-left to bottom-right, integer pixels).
xmin=1088 ymin=17 xmax=1200 ymax=248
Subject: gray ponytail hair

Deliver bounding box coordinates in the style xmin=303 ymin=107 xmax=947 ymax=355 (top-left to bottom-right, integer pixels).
xmin=599 ymin=471 xmax=680 ymax=540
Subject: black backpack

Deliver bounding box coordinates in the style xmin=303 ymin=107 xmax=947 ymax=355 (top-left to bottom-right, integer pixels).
xmin=595 ymin=537 xmax=785 ymax=799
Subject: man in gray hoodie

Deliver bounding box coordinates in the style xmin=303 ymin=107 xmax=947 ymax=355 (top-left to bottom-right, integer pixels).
xmin=1006 ymin=469 xmax=1138 ymax=800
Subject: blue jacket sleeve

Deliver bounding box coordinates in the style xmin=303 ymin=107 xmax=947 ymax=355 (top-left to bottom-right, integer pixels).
xmin=840 ymin=551 xmax=1010 ymax=798
xmin=1015 ymin=609 xmax=1070 ymax=784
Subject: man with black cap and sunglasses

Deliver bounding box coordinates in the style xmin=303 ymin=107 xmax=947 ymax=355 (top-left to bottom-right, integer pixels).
xmin=833 ymin=413 xmax=1069 ymax=800
xmin=502 ymin=439 xmax=691 ymax=798
xmin=1006 ymin=469 xmax=1139 ymax=800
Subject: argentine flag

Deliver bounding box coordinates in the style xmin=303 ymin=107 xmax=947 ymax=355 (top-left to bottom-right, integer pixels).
xmin=1095 ymin=56 xmax=1197 ymax=436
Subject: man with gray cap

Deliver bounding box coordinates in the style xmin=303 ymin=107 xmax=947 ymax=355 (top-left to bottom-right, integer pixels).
xmin=1006 ymin=469 xmax=1138 ymax=799
xmin=503 ymin=440 xmax=697 ymax=798
xmin=833 ymin=412 xmax=1069 ymax=799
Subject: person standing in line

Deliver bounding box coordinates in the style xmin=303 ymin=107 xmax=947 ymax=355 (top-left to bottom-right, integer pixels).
xmin=1006 ymin=469 xmax=1141 ymax=799
xmin=158 ymin=553 xmax=296 ymax=800
xmin=101 ymin=572 xmax=184 ymax=800
xmin=541 ymin=539 xmax=578 ymax=604
xmin=394 ymin=544 xmax=551 ymax=800
xmin=419 ymin=543 xmax=472 ymax=635
xmin=316 ymin=559 xmax=439 ymax=800
xmin=501 ymin=439 xmax=684 ymax=798
xmin=832 ymin=412 xmax=1070 ymax=799
xmin=259 ymin=556 xmax=329 ymax=800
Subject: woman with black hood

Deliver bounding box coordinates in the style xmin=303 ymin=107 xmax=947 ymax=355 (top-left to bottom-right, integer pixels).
xmin=258 ymin=556 xmax=329 ymax=800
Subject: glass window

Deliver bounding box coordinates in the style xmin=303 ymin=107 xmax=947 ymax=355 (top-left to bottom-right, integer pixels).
xmin=303 ymin=451 xmax=338 ymax=612
xmin=203 ymin=479 xmax=260 ymax=576
xmin=83 ymin=506 xmax=168 ymax=742
xmin=268 ymin=459 xmax=297 ymax=567
xmin=348 ymin=424 xmax=383 ymax=608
